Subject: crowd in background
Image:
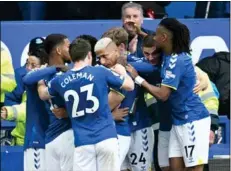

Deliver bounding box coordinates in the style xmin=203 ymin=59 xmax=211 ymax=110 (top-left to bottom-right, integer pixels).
xmin=0 ymin=1 xmax=230 ymax=21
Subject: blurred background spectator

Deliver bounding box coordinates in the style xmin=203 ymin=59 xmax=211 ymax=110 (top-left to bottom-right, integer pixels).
xmin=196 ymin=52 xmax=230 ymax=119
xmin=0 ymin=1 xmax=229 ymax=21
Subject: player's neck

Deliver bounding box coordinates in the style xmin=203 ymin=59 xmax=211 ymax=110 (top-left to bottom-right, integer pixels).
xmin=73 ymin=61 xmax=87 ymax=70
xmin=49 ymin=55 xmax=65 ymax=66
xmin=163 ymin=43 xmax=173 ymax=56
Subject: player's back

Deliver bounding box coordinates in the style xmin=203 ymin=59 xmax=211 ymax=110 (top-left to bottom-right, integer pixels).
xmin=49 ymin=66 xmax=125 ymax=147
xmin=44 ymin=73 xmax=72 ymax=144
xmin=161 ymin=53 xmax=209 ymax=125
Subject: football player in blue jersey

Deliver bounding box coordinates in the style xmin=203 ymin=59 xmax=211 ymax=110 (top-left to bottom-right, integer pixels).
xmin=22 ymin=44 xmax=49 ymax=171
xmin=128 ymin=34 xmax=210 ymax=171
xmin=24 ymin=34 xmax=99 ymax=171
xmin=101 ymin=27 xmax=138 ymax=170
xmin=38 ymin=38 xmax=134 ymax=171
xmin=40 ymin=34 xmax=74 ymax=171
xmin=128 ymin=18 xmax=210 ymax=171
xmin=102 ymin=27 xmax=157 ymax=171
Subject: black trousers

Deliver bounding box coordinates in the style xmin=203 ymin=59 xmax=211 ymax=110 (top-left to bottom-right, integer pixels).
xmin=153 ymin=130 xmax=162 ymax=171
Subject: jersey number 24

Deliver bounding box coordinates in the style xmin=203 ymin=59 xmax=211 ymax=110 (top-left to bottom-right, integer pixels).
xmin=64 ymin=83 xmax=99 ymax=118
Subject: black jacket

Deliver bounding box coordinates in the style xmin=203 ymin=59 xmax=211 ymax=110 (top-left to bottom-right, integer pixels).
xmin=196 ymin=52 xmax=230 ymax=118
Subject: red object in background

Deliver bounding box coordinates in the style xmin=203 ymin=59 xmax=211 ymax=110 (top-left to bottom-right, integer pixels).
xmin=146 ymin=8 xmax=155 ymax=19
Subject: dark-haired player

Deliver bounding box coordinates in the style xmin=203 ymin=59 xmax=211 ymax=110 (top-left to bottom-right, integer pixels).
xmin=22 ymin=42 xmax=49 ymax=171
xmin=38 ymin=38 xmax=134 ymax=171
xmin=76 ymin=34 xmax=98 ymax=66
xmin=129 ymin=18 xmax=210 ymax=171
xmin=23 ymin=34 xmax=74 ymax=171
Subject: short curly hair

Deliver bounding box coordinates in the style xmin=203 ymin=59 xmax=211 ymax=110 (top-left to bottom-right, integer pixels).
xmin=102 ymin=27 xmax=129 ymax=48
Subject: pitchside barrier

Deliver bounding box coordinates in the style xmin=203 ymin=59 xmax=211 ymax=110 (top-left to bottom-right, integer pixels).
xmin=1 ymin=116 xmax=230 ymax=171
xmin=1 ymin=19 xmax=230 ymax=69
xmin=1 ymin=19 xmax=230 ymax=171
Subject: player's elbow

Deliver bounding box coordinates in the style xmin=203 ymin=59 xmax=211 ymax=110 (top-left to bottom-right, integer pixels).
xmin=160 ymin=94 xmax=169 ymax=102
xmin=38 ymin=92 xmax=47 ymax=101
xmin=121 ymin=78 xmax=135 ymax=91
xmin=38 ymin=88 xmax=49 ymax=101
xmin=127 ymin=81 xmax=135 ymax=91
xmin=158 ymin=92 xmax=170 ymax=102
xmin=125 ymin=80 xmax=135 ymax=91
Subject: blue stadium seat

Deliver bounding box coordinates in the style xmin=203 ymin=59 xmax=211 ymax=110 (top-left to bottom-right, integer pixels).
xmin=165 ymin=2 xmax=196 ymax=18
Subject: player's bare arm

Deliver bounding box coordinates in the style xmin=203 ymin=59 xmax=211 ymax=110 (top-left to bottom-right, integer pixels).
xmin=108 ymin=89 xmax=125 ymax=111
xmin=126 ymin=64 xmax=171 ymax=101
xmin=111 ymin=63 xmax=134 ymax=91
xmin=194 ymin=66 xmax=209 ymax=93
xmin=37 ymin=80 xmax=52 ymax=100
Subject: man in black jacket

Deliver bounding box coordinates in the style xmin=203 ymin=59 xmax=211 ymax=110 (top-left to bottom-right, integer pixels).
xmin=196 ymin=52 xmax=230 ymax=119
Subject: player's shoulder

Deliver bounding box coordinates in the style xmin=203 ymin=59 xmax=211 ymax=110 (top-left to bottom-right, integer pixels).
xmin=168 ymin=53 xmax=191 ymax=64
xmin=171 ymin=53 xmax=191 ymax=60
xmin=94 ymin=64 xmax=111 ymax=73
xmin=46 ymin=72 xmax=61 ymax=87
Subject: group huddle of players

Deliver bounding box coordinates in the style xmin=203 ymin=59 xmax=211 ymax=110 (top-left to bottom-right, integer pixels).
xmin=18 ymin=16 xmax=214 ymax=171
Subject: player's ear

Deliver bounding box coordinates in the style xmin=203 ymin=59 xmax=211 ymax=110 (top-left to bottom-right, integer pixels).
xmin=87 ymin=51 xmax=92 ymax=65
xmin=87 ymin=51 xmax=92 ymax=59
xmin=118 ymin=43 xmax=126 ymax=52
xmin=162 ymin=33 xmax=168 ymax=42
xmin=56 ymin=46 xmax=62 ymax=55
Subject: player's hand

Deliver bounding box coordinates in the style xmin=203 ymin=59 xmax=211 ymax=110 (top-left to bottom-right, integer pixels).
xmin=129 ymin=35 xmax=138 ymax=54
xmin=194 ymin=67 xmax=208 ymax=93
xmin=1 ymin=107 xmax=8 ymax=120
xmin=56 ymin=65 xmax=69 ymax=72
xmin=52 ymin=108 xmax=68 ymax=119
xmin=193 ymin=80 xmax=201 ymax=94
xmin=112 ymin=107 xmax=129 ymax=122
xmin=126 ymin=64 xmax=138 ymax=79
xmin=40 ymin=63 xmax=48 ymax=69
xmin=111 ymin=64 xmax=127 ymax=76
xmin=193 ymin=79 xmax=206 ymax=94
xmin=209 ymin=130 xmax=215 ymax=146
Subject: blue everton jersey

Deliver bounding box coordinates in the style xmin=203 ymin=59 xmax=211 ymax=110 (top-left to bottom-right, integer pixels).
xmin=111 ymin=83 xmax=138 ymax=137
xmin=48 ymin=66 xmax=125 ymax=147
xmin=137 ymin=62 xmax=172 ymax=132
xmin=128 ymin=59 xmax=159 ymax=132
xmin=23 ymin=82 xmax=49 ymax=150
xmin=128 ymin=87 xmax=153 ymax=132
xmin=161 ymin=53 xmax=209 ymax=125
xmin=44 ymin=73 xmax=72 ymax=144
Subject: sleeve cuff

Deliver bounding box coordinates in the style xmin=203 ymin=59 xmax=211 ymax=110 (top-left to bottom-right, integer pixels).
xmin=110 ymin=88 xmax=125 ymax=98
xmin=161 ymin=83 xmax=177 ymax=90
xmin=5 ymin=106 xmax=15 ymax=121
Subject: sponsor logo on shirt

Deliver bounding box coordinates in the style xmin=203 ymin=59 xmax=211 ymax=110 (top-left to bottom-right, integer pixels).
xmin=165 ymin=70 xmax=176 ymax=79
